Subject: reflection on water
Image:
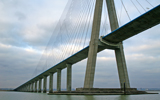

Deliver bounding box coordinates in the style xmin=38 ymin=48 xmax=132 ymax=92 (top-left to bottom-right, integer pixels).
xmin=0 ymin=91 xmax=160 ymax=100
xmin=117 ymin=95 xmax=130 ymax=100
xmin=84 ymin=95 xmax=95 ymax=100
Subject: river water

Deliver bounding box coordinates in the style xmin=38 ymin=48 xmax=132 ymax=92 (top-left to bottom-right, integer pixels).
xmin=0 ymin=91 xmax=160 ymax=100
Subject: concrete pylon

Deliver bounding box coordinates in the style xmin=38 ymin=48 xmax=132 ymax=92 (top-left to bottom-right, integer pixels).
xmin=38 ymin=78 xmax=42 ymax=93
xmin=84 ymin=0 xmax=103 ymax=88
xmin=43 ymin=76 xmax=47 ymax=93
xmin=57 ymin=69 xmax=61 ymax=92
xmin=66 ymin=64 xmax=72 ymax=91
xmin=49 ymin=72 xmax=53 ymax=93
xmin=106 ymin=0 xmax=130 ymax=88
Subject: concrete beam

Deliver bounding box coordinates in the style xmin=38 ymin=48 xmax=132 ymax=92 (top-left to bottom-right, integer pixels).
xmin=57 ymin=69 xmax=61 ymax=92
xmin=84 ymin=0 xmax=103 ymax=88
xmin=99 ymin=36 xmax=120 ymax=49
xmin=38 ymin=78 xmax=42 ymax=93
xmin=106 ymin=0 xmax=130 ymax=88
xmin=43 ymin=76 xmax=47 ymax=93
xmin=49 ymin=72 xmax=53 ymax=93
xmin=66 ymin=64 xmax=72 ymax=91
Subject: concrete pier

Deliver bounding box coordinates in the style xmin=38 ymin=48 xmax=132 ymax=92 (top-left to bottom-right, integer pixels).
xmin=66 ymin=64 xmax=72 ymax=91
xmin=57 ymin=69 xmax=61 ymax=92
xmin=115 ymin=45 xmax=130 ymax=88
xmin=28 ymin=84 xmax=30 ymax=92
xmin=49 ymin=72 xmax=53 ymax=93
xmin=32 ymin=83 xmax=34 ymax=92
xmin=38 ymin=78 xmax=42 ymax=93
xmin=31 ymin=83 xmax=33 ymax=92
xmin=84 ymin=0 xmax=103 ymax=88
xmin=106 ymin=0 xmax=130 ymax=88
xmin=43 ymin=76 xmax=47 ymax=93
xmin=27 ymin=85 xmax=29 ymax=92
xmin=35 ymin=81 xmax=37 ymax=92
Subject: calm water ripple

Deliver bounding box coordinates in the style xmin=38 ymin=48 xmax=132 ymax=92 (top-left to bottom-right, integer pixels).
xmin=0 ymin=91 xmax=160 ymax=100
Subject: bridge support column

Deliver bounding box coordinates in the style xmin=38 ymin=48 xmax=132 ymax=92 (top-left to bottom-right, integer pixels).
xmin=27 ymin=84 xmax=30 ymax=92
xmin=27 ymin=84 xmax=29 ymax=92
xmin=24 ymin=86 xmax=26 ymax=92
xmin=29 ymin=84 xmax=30 ymax=92
xmin=29 ymin=84 xmax=31 ymax=92
xmin=38 ymin=78 xmax=42 ymax=93
xmin=26 ymin=85 xmax=28 ymax=92
xmin=57 ymin=69 xmax=61 ymax=92
xmin=106 ymin=0 xmax=130 ymax=88
xmin=23 ymin=86 xmax=25 ymax=92
xmin=66 ymin=64 xmax=72 ymax=91
xmin=43 ymin=76 xmax=47 ymax=93
xmin=31 ymin=83 xmax=34 ymax=92
xmin=30 ymin=84 xmax=32 ymax=92
xmin=35 ymin=81 xmax=37 ymax=92
xmin=23 ymin=87 xmax=25 ymax=92
xmin=115 ymin=44 xmax=130 ymax=88
xmin=84 ymin=0 xmax=103 ymax=88
xmin=27 ymin=85 xmax=29 ymax=92
xmin=49 ymin=72 xmax=53 ymax=93
xmin=22 ymin=87 xmax=24 ymax=92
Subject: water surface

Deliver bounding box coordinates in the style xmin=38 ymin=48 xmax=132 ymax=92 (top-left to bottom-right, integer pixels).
xmin=0 ymin=91 xmax=160 ymax=100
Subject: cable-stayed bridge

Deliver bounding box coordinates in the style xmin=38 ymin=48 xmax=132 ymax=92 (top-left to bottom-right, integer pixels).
xmin=14 ymin=0 xmax=160 ymax=94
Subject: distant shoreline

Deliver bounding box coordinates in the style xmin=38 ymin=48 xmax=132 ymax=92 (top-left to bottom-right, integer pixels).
xmin=0 ymin=90 xmax=13 ymax=91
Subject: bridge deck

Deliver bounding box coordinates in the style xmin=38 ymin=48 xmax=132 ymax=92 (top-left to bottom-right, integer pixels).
xmin=103 ymin=4 xmax=160 ymax=43
xmin=15 ymin=5 xmax=160 ymax=90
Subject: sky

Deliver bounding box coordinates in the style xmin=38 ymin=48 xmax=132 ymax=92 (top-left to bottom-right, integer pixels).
xmin=0 ymin=0 xmax=160 ymax=89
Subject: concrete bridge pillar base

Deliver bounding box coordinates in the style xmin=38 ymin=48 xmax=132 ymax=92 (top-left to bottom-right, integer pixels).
xmin=34 ymin=81 xmax=37 ymax=92
xmin=49 ymin=72 xmax=53 ymax=93
xmin=57 ymin=69 xmax=61 ymax=92
xmin=66 ymin=64 xmax=72 ymax=91
xmin=43 ymin=76 xmax=47 ymax=93
xmin=38 ymin=78 xmax=42 ymax=93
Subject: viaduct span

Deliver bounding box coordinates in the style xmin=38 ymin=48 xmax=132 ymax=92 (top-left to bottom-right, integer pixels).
xmin=14 ymin=0 xmax=160 ymax=94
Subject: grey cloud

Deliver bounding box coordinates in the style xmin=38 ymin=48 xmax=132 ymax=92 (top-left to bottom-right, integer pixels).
xmin=0 ymin=44 xmax=42 ymax=87
xmin=15 ymin=12 xmax=26 ymax=20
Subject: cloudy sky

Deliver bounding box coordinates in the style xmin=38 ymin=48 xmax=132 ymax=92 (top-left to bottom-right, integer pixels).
xmin=0 ymin=0 xmax=160 ymax=90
